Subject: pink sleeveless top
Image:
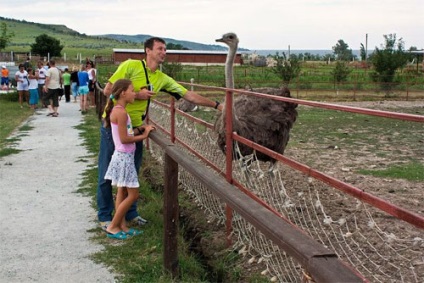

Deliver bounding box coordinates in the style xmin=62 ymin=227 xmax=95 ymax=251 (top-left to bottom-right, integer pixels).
xmin=110 ymin=105 xmax=136 ymax=153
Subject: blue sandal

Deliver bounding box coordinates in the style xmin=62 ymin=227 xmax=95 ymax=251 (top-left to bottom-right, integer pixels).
xmin=107 ymin=231 xmax=128 ymax=240
xmin=124 ymin=228 xmax=143 ymax=236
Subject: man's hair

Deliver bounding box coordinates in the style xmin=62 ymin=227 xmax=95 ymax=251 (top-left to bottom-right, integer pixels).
xmin=144 ymin=37 xmax=166 ymax=52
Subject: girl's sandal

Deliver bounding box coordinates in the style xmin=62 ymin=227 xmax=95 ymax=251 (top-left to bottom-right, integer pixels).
xmin=124 ymin=228 xmax=143 ymax=236
xmin=107 ymin=231 xmax=128 ymax=240
xmin=52 ymin=113 xmax=58 ymax=117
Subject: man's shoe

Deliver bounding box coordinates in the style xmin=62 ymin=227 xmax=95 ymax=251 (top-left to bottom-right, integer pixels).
xmin=100 ymin=221 xmax=111 ymax=231
xmin=129 ymin=216 xmax=148 ymax=226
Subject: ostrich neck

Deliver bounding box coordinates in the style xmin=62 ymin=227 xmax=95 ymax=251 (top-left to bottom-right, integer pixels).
xmin=224 ymin=45 xmax=238 ymax=121
xmin=225 ymin=46 xmax=236 ymax=89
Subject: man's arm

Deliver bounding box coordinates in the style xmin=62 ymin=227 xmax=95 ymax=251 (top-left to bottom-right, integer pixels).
xmin=104 ymin=81 xmax=152 ymax=100
xmin=103 ymin=82 xmax=113 ymax=96
xmin=183 ymin=91 xmax=223 ymax=111
xmin=43 ymin=76 xmax=50 ymax=90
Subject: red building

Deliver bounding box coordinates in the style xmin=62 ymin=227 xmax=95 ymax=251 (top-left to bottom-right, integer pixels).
xmin=112 ymin=49 xmax=243 ymax=65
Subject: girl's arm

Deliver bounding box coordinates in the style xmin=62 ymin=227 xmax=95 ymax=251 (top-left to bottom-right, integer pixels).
xmin=114 ymin=109 xmax=155 ymax=144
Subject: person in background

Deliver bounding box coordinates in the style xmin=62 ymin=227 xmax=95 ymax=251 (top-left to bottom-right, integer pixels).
xmin=62 ymin=68 xmax=71 ymax=103
xmin=1 ymin=65 xmax=9 ymax=90
xmin=70 ymin=66 xmax=79 ymax=103
xmin=23 ymin=57 xmax=31 ymax=71
xmin=43 ymin=60 xmax=62 ymax=117
xmin=77 ymin=64 xmax=89 ymax=114
xmin=15 ymin=64 xmax=29 ymax=108
xmin=97 ymin=36 xmax=223 ymax=231
xmin=103 ymin=79 xmax=155 ymax=239
xmin=27 ymin=67 xmax=39 ymax=110
xmin=36 ymin=61 xmax=47 ymax=108
xmin=86 ymin=61 xmax=97 ymax=107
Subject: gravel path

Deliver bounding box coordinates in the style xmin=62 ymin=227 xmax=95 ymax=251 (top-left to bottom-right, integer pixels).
xmin=0 ymin=102 xmax=115 ymax=282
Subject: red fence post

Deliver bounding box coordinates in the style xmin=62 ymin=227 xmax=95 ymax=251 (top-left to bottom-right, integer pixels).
xmin=225 ymin=89 xmax=234 ymax=246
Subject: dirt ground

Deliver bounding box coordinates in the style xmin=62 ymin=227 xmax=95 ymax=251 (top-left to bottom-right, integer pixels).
xmin=149 ymin=100 xmax=424 ymax=282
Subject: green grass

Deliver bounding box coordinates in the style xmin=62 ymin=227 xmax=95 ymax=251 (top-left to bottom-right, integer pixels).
xmin=358 ymin=161 xmax=424 ymax=181
xmin=0 ymin=93 xmax=34 ymax=156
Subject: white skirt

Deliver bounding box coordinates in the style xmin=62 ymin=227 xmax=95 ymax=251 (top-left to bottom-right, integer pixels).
xmin=105 ymin=151 xmax=139 ymax=188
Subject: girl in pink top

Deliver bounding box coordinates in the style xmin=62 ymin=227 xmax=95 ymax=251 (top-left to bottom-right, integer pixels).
xmin=103 ymin=79 xmax=155 ymax=240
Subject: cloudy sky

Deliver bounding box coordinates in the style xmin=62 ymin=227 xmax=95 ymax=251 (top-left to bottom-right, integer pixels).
xmin=1 ymin=0 xmax=423 ymax=51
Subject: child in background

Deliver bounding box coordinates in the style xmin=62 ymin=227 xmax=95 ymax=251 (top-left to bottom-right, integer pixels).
xmin=77 ymin=65 xmax=89 ymax=113
xmin=103 ymin=79 xmax=155 ymax=240
xmin=1 ymin=65 xmax=9 ymax=90
xmin=27 ymin=67 xmax=39 ymax=109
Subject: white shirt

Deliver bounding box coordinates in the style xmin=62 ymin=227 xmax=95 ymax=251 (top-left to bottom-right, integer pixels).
xmin=37 ymin=67 xmax=47 ymax=84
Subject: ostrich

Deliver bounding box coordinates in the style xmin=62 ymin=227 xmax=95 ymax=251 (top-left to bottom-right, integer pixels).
xmin=214 ymin=32 xmax=298 ymax=169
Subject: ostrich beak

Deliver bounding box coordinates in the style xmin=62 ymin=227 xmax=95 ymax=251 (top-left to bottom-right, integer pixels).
xmin=216 ymin=37 xmax=224 ymax=43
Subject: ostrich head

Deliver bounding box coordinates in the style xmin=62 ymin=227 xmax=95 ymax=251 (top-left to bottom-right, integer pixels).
xmin=215 ymin=32 xmax=239 ymax=50
xmin=216 ymin=33 xmax=239 ymax=90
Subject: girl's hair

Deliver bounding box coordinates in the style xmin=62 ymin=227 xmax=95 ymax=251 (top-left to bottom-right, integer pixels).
xmin=103 ymin=79 xmax=133 ymax=128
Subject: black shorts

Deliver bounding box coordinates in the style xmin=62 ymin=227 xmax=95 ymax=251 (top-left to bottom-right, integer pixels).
xmin=88 ymin=80 xmax=95 ymax=92
xmin=43 ymin=88 xmax=61 ymax=107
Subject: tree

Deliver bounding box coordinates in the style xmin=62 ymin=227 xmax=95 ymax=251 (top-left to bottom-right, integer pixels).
xmin=30 ymin=33 xmax=64 ymax=57
xmin=332 ymin=39 xmax=353 ymax=61
xmin=166 ymin=42 xmax=188 ymax=50
xmin=162 ymin=61 xmax=183 ymax=80
xmin=370 ymin=34 xmax=408 ymax=95
xmin=271 ymin=52 xmax=301 ymax=86
xmin=0 ymin=22 xmax=15 ymax=51
xmin=330 ymin=61 xmax=351 ymax=95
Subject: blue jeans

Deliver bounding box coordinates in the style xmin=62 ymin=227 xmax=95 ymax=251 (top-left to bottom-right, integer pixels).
xmin=97 ymin=124 xmax=144 ymax=222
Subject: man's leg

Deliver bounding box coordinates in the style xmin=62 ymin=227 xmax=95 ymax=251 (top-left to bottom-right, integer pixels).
xmin=97 ymin=125 xmax=115 ymax=224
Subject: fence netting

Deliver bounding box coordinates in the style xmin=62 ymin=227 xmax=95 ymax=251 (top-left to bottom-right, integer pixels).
xmin=147 ymin=102 xmax=423 ymax=283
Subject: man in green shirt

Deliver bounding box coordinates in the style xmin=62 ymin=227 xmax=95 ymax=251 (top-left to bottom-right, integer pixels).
xmin=97 ymin=36 xmax=223 ymax=230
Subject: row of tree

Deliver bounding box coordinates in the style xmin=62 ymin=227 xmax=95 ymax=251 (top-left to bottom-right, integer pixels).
xmin=270 ymin=34 xmax=414 ymax=95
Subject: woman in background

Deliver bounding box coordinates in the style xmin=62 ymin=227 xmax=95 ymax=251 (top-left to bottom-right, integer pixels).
xmin=15 ymin=64 xmax=29 ymax=108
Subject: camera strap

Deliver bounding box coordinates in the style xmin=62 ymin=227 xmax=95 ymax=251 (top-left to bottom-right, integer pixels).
xmin=141 ymin=60 xmax=150 ymax=121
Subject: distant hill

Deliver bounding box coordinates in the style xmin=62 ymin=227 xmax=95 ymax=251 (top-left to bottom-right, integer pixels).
xmin=0 ymin=17 xmax=247 ymax=56
xmin=99 ymin=34 xmax=233 ymax=51
xmin=99 ymin=34 xmax=250 ymax=52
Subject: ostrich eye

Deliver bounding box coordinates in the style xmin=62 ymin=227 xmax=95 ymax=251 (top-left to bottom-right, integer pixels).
xmin=229 ymin=35 xmax=234 ymax=39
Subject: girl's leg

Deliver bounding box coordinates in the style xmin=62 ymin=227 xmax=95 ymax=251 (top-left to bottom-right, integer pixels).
xmin=107 ymin=187 xmax=128 ymax=234
xmin=83 ymin=95 xmax=88 ymax=111
xmin=119 ymin=188 xmax=139 ymax=232
xmin=18 ymin=91 xmax=23 ymax=108
xmin=24 ymin=91 xmax=29 ymax=106
xmin=79 ymin=95 xmax=84 ymax=112
xmin=106 ymin=187 xmax=139 ymax=234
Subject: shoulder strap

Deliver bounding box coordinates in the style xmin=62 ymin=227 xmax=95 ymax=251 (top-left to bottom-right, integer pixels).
xmin=141 ymin=60 xmax=151 ymax=121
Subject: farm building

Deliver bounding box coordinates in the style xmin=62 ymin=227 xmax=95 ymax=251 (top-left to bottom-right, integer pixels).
xmin=112 ymin=49 xmax=243 ymax=66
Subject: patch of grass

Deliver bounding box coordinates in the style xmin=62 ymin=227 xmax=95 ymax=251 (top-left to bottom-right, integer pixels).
xmin=358 ymin=161 xmax=424 ymax=182
xmin=0 ymin=148 xmax=21 ymax=157
xmin=0 ymin=98 xmax=33 ymax=157
xmin=290 ymin=106 xmax=424 ymax=168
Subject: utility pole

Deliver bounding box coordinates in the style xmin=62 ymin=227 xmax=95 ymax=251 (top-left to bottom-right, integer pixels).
xmin=365 ymin=33 xmax=368 ymax=60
